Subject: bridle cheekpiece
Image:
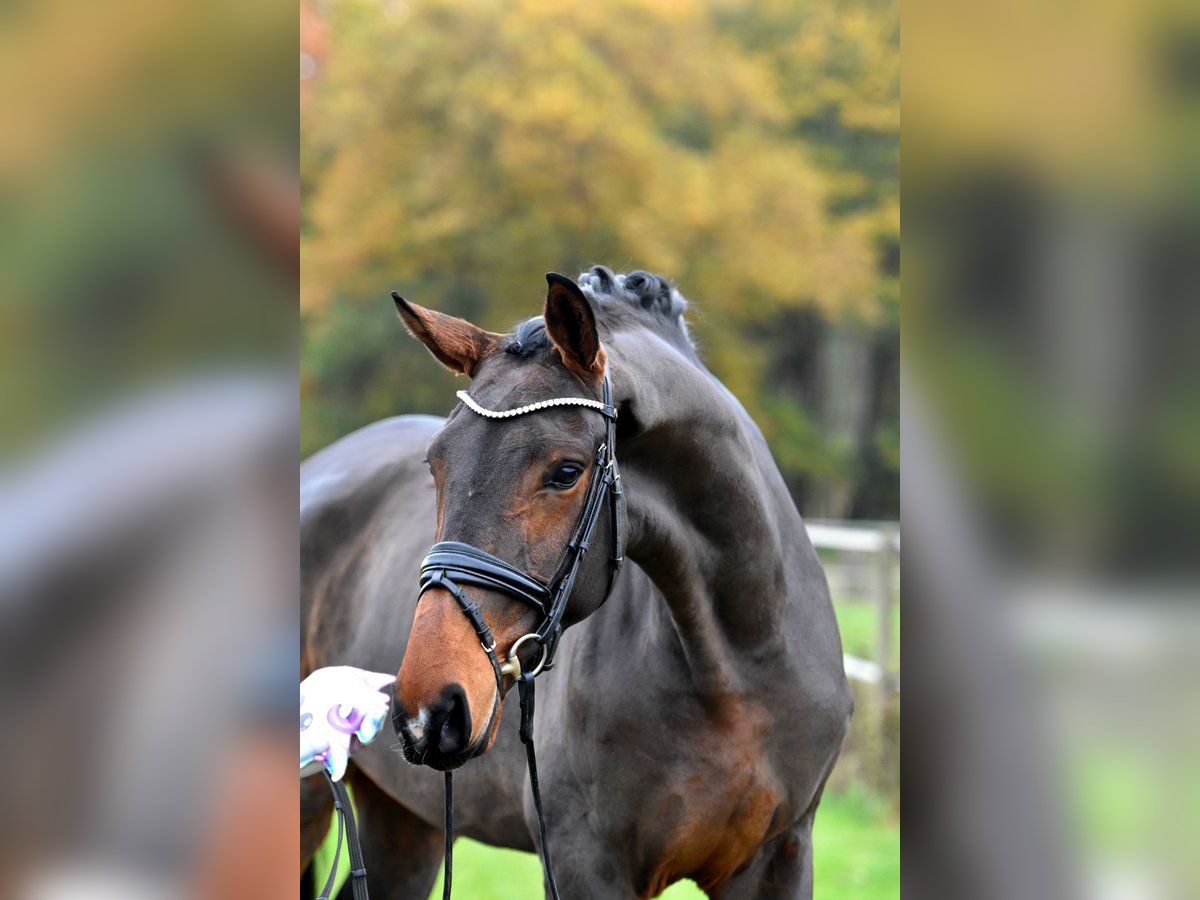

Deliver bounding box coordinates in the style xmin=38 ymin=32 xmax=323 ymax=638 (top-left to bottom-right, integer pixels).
xmin=408 ymin=370 xmax=624 ymax=900
xmin=417 ymin=371 xmax=623 ymax=687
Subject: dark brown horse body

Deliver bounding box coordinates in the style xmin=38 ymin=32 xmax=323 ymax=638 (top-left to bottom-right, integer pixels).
xmin=301 ymin=268 xmax=851 ymax=899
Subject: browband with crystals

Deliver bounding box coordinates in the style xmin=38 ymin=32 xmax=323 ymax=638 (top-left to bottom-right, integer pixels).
xmin=455 ymin=390 xmax=616 ymax=420
xmin=416 ymin=371 xmax=622 ymax=900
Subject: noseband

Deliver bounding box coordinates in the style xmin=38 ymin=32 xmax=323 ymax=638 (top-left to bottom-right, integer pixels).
xmin=408 ymin=371 xmax=623 ymax=900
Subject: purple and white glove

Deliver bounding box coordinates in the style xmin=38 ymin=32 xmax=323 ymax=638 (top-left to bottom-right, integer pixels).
xmin=300 ymin=666 xmax=394 ymax=781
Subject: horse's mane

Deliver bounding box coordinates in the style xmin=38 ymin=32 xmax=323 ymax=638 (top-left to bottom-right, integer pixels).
xmin=505 ymin=265 xmax=695 ymax=360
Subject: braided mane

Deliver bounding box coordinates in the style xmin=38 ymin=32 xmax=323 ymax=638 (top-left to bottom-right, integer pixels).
xmin=505 ymin=265 xmax=694 ymax=359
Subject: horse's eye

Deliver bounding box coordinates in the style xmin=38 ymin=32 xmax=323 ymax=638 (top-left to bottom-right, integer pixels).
xmin=547 ymin=463 xmax=584 ymax=489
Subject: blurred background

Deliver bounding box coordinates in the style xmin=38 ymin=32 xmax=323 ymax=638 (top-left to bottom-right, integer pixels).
xmin=905 ymin=0 xmax=1200 ymax=898
xmin=300 ymin=0 xmax=900 ymax=521
xmin=9 ymin=0 xmax=1195 ymax=896
xmin=0 ymin=0 xmax=297 ymax=896
xmin=301 ymin=0 xmax=899 ymax=897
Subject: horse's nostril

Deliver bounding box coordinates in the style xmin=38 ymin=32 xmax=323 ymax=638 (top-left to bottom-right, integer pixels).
xmin=430 ymin=683 xmax=471 ymax=756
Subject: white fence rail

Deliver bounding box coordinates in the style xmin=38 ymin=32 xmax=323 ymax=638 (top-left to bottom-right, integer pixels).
xmin=805 ymin=519 xmax=900 ymax=695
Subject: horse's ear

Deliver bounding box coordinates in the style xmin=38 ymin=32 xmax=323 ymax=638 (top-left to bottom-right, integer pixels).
xmin=544 ymin=273 xmax=606 ymax=381
xmin=392 ymin=293 xmax=501 ymax=377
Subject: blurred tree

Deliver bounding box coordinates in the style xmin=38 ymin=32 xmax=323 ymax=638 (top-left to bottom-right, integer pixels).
xmin=301 ymin=0 xmax=898 ymax=519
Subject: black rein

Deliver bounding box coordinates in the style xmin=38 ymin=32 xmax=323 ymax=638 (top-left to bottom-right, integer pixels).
xmin=416 ymin=372 xmax=623 ymax=900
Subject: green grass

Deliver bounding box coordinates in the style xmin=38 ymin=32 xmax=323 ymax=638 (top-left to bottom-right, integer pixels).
xmin=812 ymin=783 xmax=900 ymax=898
xmin=314 ymin=783 xmax=898 ymax=899
xmin=313 ymin=594 xmax=899 ymax=898
xmin=833 ymin=599 xmax=900 ymax=670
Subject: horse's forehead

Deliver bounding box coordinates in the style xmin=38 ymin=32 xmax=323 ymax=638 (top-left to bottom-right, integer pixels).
xmin=430 ymin=371 xmax=596 ymax=465
xmin=434 ymin=412 xmax=577 ymax=464
xmin=470 ymin=350 xmax=578 ymax=405
xmin=477 ymin=350 xmax=561 ymax=393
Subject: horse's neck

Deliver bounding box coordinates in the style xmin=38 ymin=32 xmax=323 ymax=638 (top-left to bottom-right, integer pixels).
xmin=623 ymin=375 xmax=808 ymax=703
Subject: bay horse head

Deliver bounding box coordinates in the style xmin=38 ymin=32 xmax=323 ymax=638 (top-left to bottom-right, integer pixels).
xmin=391 ymin=273 xmax=624 ymax=770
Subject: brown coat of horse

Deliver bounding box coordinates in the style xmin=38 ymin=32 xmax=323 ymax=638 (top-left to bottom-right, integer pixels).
xmin=301 ymin=267 xmax=852 ymax=899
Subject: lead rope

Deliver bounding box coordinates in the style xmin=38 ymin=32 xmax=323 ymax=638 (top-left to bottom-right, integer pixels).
xmin=316 ymin=775 xmax=343 ymax=900
xmin=338 ymin=776 xmax=371 ymax=900
xmin=519 ymin=672 xmax=561 ymax=900
xmin=319 ymin=772 xmax=370 ymax=900
xmin=442 ymin=771 xmax=454 ymax=900
xmin=438 ymin=678 xmax=561 ymax=900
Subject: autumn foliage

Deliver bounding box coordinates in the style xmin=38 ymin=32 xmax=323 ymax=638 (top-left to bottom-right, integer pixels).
xmin=301 ymin=0 xmax=898 ymax=518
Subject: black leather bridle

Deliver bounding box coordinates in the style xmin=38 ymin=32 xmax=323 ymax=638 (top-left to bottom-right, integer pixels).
xmin=407 ymin=371 xmax=624 ymax=900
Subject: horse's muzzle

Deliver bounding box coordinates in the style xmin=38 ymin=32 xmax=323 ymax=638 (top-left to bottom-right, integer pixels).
xmin=392 ymin=681 xmax=483 ymax=771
